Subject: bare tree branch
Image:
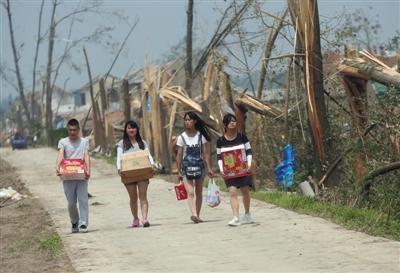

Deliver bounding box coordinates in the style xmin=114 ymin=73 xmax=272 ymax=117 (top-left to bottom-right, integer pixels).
xmin=3 ymin=0 xmax=32 ymax=126
xmin=51 ymin=0 xmax=82 ymax=92
xmin=256 ymin=8 xmax=288 ymax=99
xmin=44 ymin=0 xmax=58 ymax=141
xmin=233 ymin=0 xmax=256 ymax=95
xmin=81 ymin=18 xmax=139 ymax=130
xmin=192 ymin=0 xmax=253 ymax=79
xmin=31 ymin=0 xmax=45 ymax=119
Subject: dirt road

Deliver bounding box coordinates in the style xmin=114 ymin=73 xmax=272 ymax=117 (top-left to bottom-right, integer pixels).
xmin=1 ymin=147 xmax=399 ymax=273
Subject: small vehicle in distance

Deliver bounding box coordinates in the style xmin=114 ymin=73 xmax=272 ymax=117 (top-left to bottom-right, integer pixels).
xmin=11 ymin=133 xmax=28 ymax=150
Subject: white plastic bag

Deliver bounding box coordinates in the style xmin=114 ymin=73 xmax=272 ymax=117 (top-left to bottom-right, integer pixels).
xmin=206 ymin=179 xmax=221 ymax=208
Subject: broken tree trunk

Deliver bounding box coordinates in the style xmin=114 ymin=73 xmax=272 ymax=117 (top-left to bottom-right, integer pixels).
xmin=235 ymin=94 xmax=282 ymax=117
xmin=218 ymin=71 xmax=235 ymax=112
xmin=289 ymin=0 xmax=337 ymax=185
xmin=202 ymin=58 xmax=215 ymax=101
xmin=185 ymin=0 xmax=194 ymax=97
xmin=141 ymin=63 xmax=154 ymax=153
xmin=341 ymin=75 xmax=368 ymax=135
xmin=340 ymin=59 xmax=400 ymax=87
xmin=150 ymin=70 xmax=162 ymax=168
xmin=161 ymin=86 xmax=221 ymax=133
xmin=122 ymin=79 xmax=131 ymax=122
xmin=99 ymin=77 xmax=108 ymax=120
xmin=159 ymin=70 xmax=172 ymax=172
xmin=83 ymin=47 xmax=106 ymax=152
xmin=235 ymin=105 xmax=247 ymax=134
xmin=361 ymin=161 xmax=400 ymax=198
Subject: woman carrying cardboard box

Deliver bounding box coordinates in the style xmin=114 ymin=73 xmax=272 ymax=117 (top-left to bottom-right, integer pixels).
xmin=116 ymin=120 xmax=155 ymax=228
xmin=216 ymin=114 xmax=254 ymax=226
xmin=176 ymin=112 xmax=214 ymax=223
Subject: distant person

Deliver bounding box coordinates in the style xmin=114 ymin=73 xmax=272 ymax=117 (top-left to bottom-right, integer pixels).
xmin=216 ymin=114 xmax=254 ymax=226
xmin=116 ymin=120 xmax=154 ymax=228
xmin=56 ymin=118 xmax=91 ymax=233
xmin=176 ymin=111 xmax=214 ymax=223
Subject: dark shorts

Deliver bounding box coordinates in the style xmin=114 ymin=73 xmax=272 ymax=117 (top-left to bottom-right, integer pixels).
xmin=225 ymin=175 xmax=252 ymax=188
xmin=123 ymin=180 xmax=149 ymax=186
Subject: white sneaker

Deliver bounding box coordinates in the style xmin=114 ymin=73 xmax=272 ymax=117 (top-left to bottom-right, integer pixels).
xmin=79 ymin=225 xmax=88 ymax=233
xmin=228 ymin=216 xmax=241 ymax=226
xmin=242 ymin=213 xmax=254 ymax=224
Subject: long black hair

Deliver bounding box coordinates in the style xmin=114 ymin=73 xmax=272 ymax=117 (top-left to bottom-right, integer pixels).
xmin=184 ymin=111 xmax=211 ymax=141
xmin=122 ymin=120 xmax=145 ymax=151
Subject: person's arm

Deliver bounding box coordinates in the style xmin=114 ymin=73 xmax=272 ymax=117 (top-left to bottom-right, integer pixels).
xmin=243 ymin=135 xmax=253 ymax=171
xmin=84 ymin=141 xmax=90 ymax=180
xmin=216 ymin=138 xmax=224 ymax=175
xmin=56 ymin=148 xmax=64 ymax=176
xmin=116 ymin=145 xmax=123 ymax=175
xmin=216 ymin=149 xmax=224 ymax=175
xmin=202 ymin=143 xmax=214 ymax=178
xmin=175 ymin=136 xmax=185 ymax=181
xmin=176 ymin=145 xmax=183 ymax=180
xmin=84 ymin=149 xmax=91 ymax=180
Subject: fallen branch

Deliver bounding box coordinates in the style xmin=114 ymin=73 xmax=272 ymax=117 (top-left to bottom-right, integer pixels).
xmin=340 ymin=59 xmax=400 ymax=87
xmin=360 ymin=161 xmax=400 ymax=198
xmin=235 ymin=93 xmax=282 ymax=117
xmin=319 ymin=123 xmax=377 ymax=186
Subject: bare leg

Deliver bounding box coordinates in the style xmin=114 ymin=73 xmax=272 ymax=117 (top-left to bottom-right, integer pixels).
xmin=137 ymin=180 xmax=149 ymax=222
xmin=228 ymin=186 xmax=239 ymax=217
xmin=194 ymin=178 xmax=204 ymax=219
xmin=183 ymin=178 xmax=197 ymax=218
xmin=240 ymin=186 xmax=251 ymax=214
xmin=125 ymin=184 xmax=139 ymax=221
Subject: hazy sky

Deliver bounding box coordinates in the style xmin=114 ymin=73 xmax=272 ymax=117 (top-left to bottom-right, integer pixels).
xmin=1 ymin=0 xmax=399 ymax=103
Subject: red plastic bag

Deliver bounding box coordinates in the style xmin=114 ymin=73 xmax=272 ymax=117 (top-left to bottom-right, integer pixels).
xmin=174 ymin=182 xmax=187 ymax=200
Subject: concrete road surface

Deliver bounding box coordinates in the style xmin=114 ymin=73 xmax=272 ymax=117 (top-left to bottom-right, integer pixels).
xmin=1 ymin=148 xmax=399 ymax=273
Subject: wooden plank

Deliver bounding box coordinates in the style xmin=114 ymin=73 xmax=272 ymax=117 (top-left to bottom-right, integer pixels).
xmin=235 ymin=94 xmax=282 ymax=117
xmin=202 ymin=59 xmax=214 ymax=100
xmin=161 ymin=87 xmax=202 ymax=112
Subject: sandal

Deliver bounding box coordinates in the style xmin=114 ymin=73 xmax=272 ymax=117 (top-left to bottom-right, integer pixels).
xmin=142 ymin=220 xmax=150 ymax=228
xmin=190 ymin=215 xmax=200 ymax=224
xmin=132 ymin=218 xmax=140 ymax=228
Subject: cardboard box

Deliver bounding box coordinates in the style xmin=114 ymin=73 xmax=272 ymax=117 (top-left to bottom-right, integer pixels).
xmin=121 ymin=150 xmax=154 ymax=184
xmin=60 ymin=158 xmax=86 ymax=180
xmin=221 ymin=144 xmax=250 ymax=179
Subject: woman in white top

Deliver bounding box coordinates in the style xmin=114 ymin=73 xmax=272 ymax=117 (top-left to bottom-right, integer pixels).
xmin=116 ymin=120 xmax=154 ymax=228
xmin=176 ymin=112 xmax=214 ymax=223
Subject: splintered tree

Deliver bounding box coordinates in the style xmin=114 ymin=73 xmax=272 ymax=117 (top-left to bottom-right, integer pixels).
xmin=185 ymin=0 xmax=194 ymax=97
xmin=288 ymin=0 xmax=338 ymax=185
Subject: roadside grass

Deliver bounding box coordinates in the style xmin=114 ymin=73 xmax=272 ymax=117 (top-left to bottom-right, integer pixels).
xmin=9 ymin=232 xmax=63 ymax=257
xmin=39 ymin=233 xmax=63 ymax=255
xmin=251 ymin=191 xmax=400 ymax=241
